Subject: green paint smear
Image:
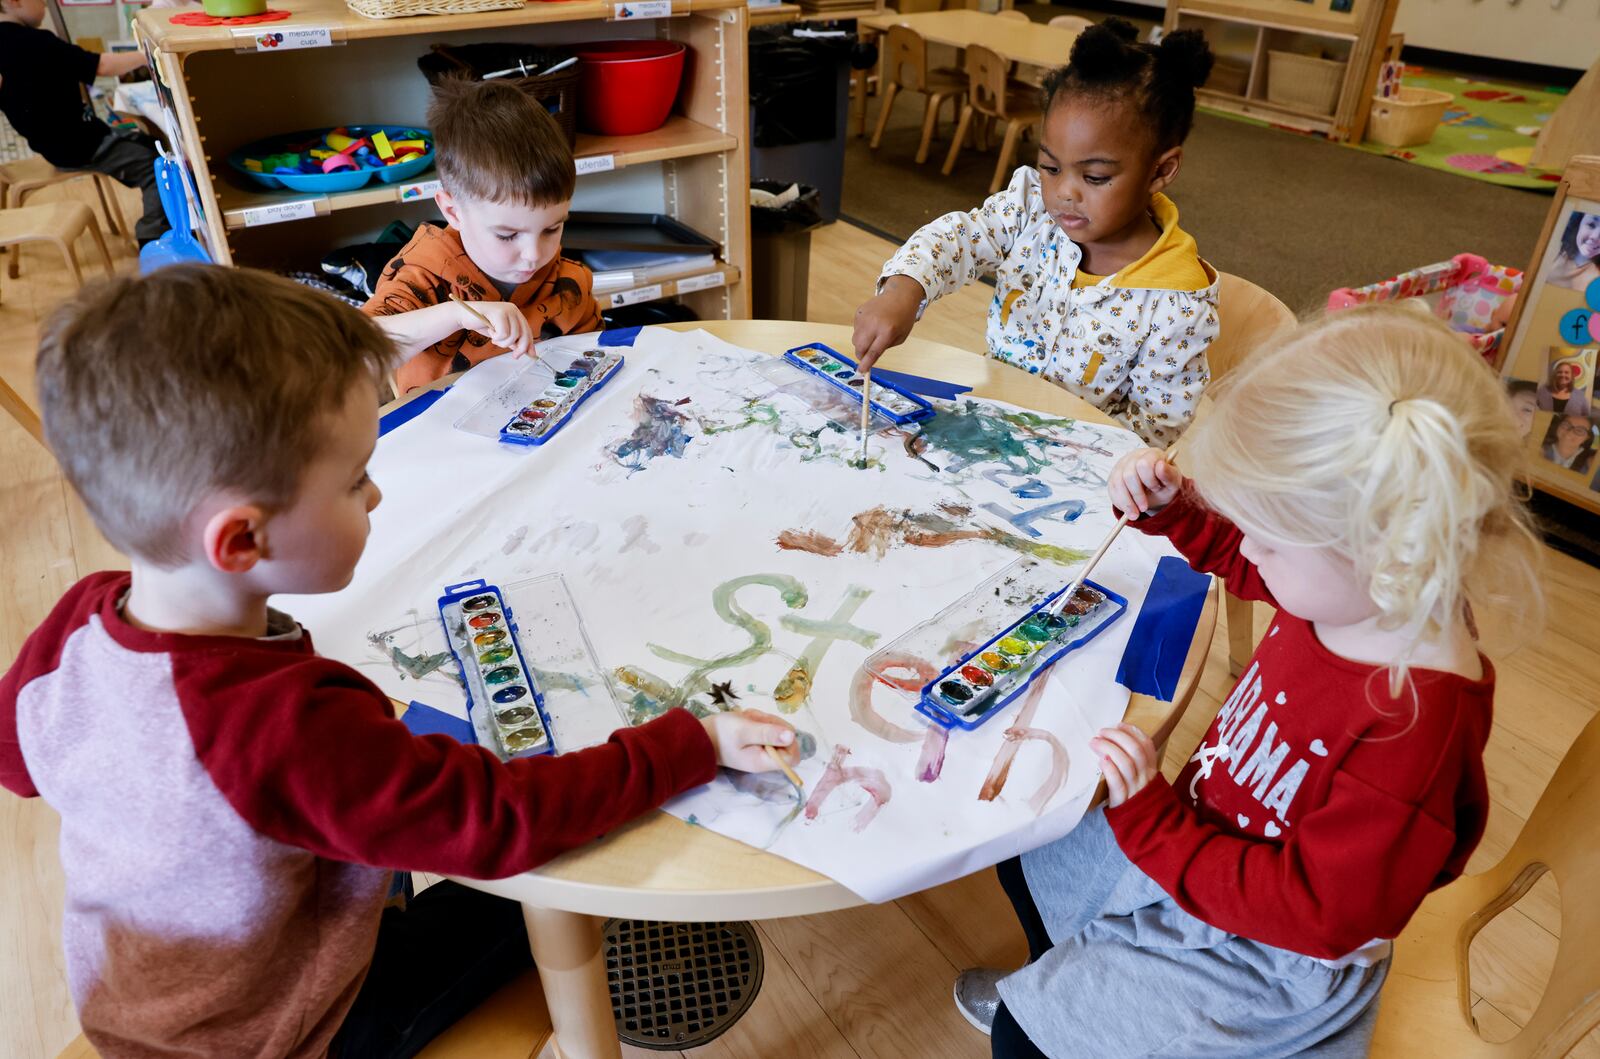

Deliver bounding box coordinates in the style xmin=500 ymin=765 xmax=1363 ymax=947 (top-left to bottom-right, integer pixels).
xmin=646 ymin=574 xmax=808 ymax=708
xmin=913 ymin=401 xmax=1078 ymax=475
xmin=390 ymin=647 xmax=452 ymax=680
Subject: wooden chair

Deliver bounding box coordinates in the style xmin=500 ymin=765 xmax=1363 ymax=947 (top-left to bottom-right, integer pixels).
xmin=0 ymin=372 xmax=44 ymax=448
xmin=943 ymin=44 xmax=1044 ymax=194
xmin=57 ymin=969 xmax=555 ymax=1059
xmin=0 ymin=201 xmax=115 ymax=292
xmin=1205 ymin=272 xmax=1296 ymax=676
xmin=871 ymin=24 xmax=968 ymax=165
xmin=1370 ymin=709 xmax=1600 ymax=1057
xmin=0 ymin=156 xmax=132 ymax=277
xmin=1013 ymin=13 xmax=1087 ymax=88
xmin=1047 ymin=13 xmax=1092 ymax=33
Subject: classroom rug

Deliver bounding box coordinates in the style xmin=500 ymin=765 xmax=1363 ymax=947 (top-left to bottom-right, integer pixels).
xmin=1345 ymin=68 xmax=1568 ymax=191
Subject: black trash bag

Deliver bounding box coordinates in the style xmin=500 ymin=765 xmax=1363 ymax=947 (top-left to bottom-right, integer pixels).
xmin=750 ymin=26 xmax=866 ymax=148
xmin=751 ymin=180 xmax=824 ymax=234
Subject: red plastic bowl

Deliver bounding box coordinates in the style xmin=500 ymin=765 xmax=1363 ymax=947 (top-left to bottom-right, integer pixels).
xmin=575 ymin=40 xmax=687 ymax=137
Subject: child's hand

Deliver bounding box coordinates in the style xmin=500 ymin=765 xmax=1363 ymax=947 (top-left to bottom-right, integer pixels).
xmin=700 ymin=709 xmax=800 ymax=774
xmin=852 ymin=275 xmax=925 ymax=371
xmin=1108 ymin=447 xmax=1184 ymax=517
xmin=1092 ymin=723 xmax=1160 ymax=807
xmin=459 ymin=301 xmax=538 ymax=360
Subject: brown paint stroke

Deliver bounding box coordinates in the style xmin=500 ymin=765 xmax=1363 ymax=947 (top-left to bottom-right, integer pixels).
xmin=848 ymin=658 xmax=926 ymax=744
xmin=1003 ymin=726 xmax=1070 ymax=816
xmin=978 ymin=678 xmax=1050 ymax=801
xmin=775 ymin=529 xmax=844 ymax=557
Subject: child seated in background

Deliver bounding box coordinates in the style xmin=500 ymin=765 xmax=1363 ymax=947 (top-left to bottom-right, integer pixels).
xmin=960 ymin=305 xmax=1543 ymax=1057
xmin=366 ymin=77 xmax=603 ymax=395
xmin=2 ymin=265 xmax=796 ymax=1058
xmin=852 ymin=19 xmax=1218 ymax=446
xmin=0 ymin=0 xmax=166 ymax=245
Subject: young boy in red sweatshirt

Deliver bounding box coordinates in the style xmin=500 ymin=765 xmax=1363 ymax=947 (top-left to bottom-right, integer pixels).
xmin=1 ymin=265 xmax=796 ymax=1058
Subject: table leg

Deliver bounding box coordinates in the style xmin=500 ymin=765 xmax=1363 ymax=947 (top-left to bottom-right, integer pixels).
xmin=523 ymin=904 xmax=620 ymax=1059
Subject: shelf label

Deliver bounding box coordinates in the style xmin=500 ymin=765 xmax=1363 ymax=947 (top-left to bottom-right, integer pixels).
xmin=612 ymin=283 xmax=664 ymax=307
xmin=240 ymin=199 xmax=319 ymax=227
xmin=575 ymin=154 xmax=617 ymax=176
xmin=237 ymin=26 xmax=335 ymax=52
xmin=398 ymin=179 xmax=442 ymax=202
xmin=613 ymin=0 xmax=671 ymax=18
xmin=676 ymin=272 xmax=727 ymax=294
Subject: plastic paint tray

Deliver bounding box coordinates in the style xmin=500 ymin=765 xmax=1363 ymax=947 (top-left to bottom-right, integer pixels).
xmin=500 ymin=350 xmax=624 ymax=446
xmin=864 ymin=558 xmax=1127 ymax=732
xmin=451 ymin=345 xmax=624 ymax=446
xmin=437 ymin=574 xmax=628 ymax=759
xmin=782 ymin=343 xmax=935 ymax=426
xmin=227 ymin=125 xmax=435 ymax=194
xmin=439 ymin=580 xmax=554 ymax=759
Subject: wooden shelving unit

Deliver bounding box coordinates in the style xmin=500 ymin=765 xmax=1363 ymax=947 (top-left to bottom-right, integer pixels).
xmin=133 ymin=0 xmax=752 ymax=320
xmin=1164 ymin=0 xmax=1398 ymax=142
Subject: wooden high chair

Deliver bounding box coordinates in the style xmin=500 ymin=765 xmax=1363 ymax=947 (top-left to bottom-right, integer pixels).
xmin=1206 ymin=272 xmax=1296 ymax=675
xmin=1370 ymin=709 xmax=1600 ymax=1056
xmin=870 ymin=24 xmax=968 ymax=165
xmin=942 ymin=44 xmax=1044 ymax=194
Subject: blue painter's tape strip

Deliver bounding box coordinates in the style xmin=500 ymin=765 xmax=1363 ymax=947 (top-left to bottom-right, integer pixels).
xmin=598 ymin=326 xmax=643 ymax=348
xmin=379 ymin=387 xmax=449 ymax=438
xmin=871 ymin=367 xmax=972 ymax=401
xmin=1115 ymin=556 xmax=1211 ymax=701
xmin=401 ymin=700 xmax=477 ymax=745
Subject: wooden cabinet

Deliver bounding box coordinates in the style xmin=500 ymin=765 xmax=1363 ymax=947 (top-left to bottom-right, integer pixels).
xmin=134 ymin=0 xmax=751 ymax=319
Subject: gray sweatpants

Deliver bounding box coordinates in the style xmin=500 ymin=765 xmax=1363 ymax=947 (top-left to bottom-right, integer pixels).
xmin=996 ymin=808 xmax=1388 ymax=1058
xmin=79 ymin=128 xmax=166 ymax=247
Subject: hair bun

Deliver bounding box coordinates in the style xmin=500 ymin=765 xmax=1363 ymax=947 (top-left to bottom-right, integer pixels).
xmin=1067 ymin=18 xmax=1143 ymax=83
xmin=1156 ymin=28 xmax=1214 ymax=90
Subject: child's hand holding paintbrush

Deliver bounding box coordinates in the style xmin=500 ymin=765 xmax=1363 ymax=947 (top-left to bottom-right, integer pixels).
xmin=450 ymin=294 xmax=539 ymax=361
xmin=1086 ymin=446 xmax=1182 ymax=806
xmin=700 ymin=709 xmax=802 ymax=782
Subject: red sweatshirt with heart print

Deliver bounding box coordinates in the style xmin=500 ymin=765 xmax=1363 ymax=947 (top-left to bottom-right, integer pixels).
xmin=1104 ymin=486 xmax=1494 ymax=961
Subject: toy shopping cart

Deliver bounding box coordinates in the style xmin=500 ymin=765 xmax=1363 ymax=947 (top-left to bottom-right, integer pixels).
xmin=1327 ymin=253 xmax=1523 ymax=363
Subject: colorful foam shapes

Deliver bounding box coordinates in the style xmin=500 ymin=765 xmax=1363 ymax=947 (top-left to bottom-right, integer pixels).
xmin=372 ymin=130 xmax=395 ymax=160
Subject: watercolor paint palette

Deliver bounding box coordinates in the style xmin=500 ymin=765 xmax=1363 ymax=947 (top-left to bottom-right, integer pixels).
xmin=438 ymin=580 xmax=554 ymax=759
xmin=782 ymin=343 xmax=935 ymax=426
xmin=499 ymin=351 xmax=625 ymax=446
xmin=451 ymin=342 xmax=625 ymax=445
xmin=864 ymin=558 xmax=1127 ymax=733
xmin=916 ymin=580 xmax=1126 ymax=730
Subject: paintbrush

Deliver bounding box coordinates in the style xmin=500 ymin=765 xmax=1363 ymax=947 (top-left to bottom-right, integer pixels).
xmin=765 ymin=745 xmax=804 ymax=795
xmin=449 ymin=292 xmax=492 ymax=329
xmin=1047 ymin=445 xmax=1178 ymax=618
xmin=857 ymin=370 xmax=872 ymax=466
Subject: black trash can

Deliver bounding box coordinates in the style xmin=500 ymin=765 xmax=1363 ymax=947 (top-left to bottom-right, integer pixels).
xmin=748 ymin=24 xmax=874 ymax=222
xmin=751 ymin=180 xmax=824 ymax=321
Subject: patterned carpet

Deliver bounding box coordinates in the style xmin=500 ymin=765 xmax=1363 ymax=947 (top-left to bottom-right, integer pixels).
xmin=1347 ymin=68 xmax=1569 ymax=191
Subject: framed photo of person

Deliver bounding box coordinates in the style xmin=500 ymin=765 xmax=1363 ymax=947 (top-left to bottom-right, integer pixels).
xmin=1498 ymin=156 xmax=1600 ymax=514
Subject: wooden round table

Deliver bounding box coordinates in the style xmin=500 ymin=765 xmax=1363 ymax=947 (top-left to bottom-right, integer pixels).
xmin=387 ymin=320 xmax=1219 ymax=1059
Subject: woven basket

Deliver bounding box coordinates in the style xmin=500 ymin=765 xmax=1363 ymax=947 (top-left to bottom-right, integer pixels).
xmin=418 ymin=43 xmax=581 ymax=147
xmin=1266 ymin=50 xmax=1345 ymax=116
xmin=1365 ymin=86 xmax=1452 ymax=148
xmin=349 ymin=0 xmax=520 ymax=18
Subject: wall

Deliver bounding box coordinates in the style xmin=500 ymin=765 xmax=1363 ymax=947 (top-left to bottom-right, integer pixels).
xmin=1122 ymin=0 xmax=1596 ymax=72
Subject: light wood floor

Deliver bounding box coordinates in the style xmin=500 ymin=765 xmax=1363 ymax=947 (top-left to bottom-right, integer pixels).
xmin=1 ymin=190 xmax=1596 ymax=1058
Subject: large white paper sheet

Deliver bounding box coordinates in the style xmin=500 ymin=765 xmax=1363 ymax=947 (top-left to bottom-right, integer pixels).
xmin=283 ymin=328 xmax=1181 ymax=902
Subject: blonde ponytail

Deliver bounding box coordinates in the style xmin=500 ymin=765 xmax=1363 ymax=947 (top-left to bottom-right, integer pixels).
xmin=1181 ymin=304 xmax=1544 ymax=697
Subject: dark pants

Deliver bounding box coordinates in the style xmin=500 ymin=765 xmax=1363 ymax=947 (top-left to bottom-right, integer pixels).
xmin=992 ymin=857 xmax=1050 ymax=1059
xmin=332 ymin=880 xmax=534 ymax=1059
xmin=81 ymin=129 xmax=167 ymax=246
